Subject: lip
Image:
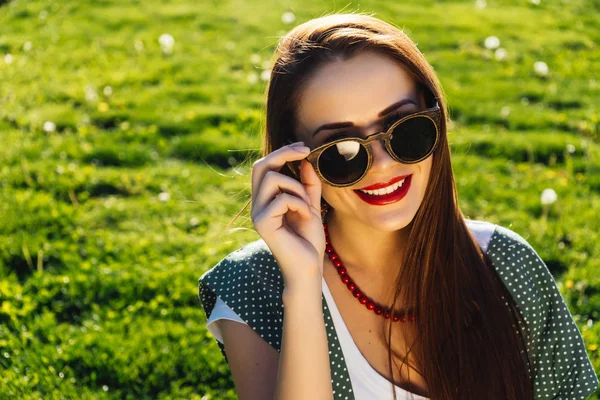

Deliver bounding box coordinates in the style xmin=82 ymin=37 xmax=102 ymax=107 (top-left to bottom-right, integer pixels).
xmin=356 ymin=174 xmax=412 ymax=191
xmin=354 ymin=175 xmax=412 ymax=205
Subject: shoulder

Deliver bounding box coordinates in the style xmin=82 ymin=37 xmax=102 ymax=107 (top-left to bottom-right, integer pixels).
xmin=479 ymin=223 xmax=600 ymax=398
xmin=198 ymin=238 xmax=285 ymax=352
xmin=464 ymin=218 xmax=496 ymax=252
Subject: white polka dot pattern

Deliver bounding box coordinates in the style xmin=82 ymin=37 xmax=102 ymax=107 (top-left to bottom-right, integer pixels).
xmin=488 ymin=225 xmax=599 ymax=399
xmin=198 ymin=239 xmax=355 ymax=398
xmin=198 ymin=223 xmax=599 ymax=399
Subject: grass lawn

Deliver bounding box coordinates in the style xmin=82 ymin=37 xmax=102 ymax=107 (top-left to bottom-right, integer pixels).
xmin=0 ymin=0 xmax=598 ymax=398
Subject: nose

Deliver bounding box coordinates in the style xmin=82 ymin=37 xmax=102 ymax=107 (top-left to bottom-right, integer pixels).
xmin=368 ymin=138 xmax=399 ymax=173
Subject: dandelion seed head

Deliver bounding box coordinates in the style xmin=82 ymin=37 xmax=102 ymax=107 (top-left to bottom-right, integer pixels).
xmin=43 ymin=121 xmax=56 ymax=133
xmin=158 ymin=192 xmax=171 ymax=202
xmin=247 ymin=72 xmax=258 ymax=84
xmin=281 ymin=11 xmax=296 ymax=24
xmin=534 ymin=61 xmax=549 ymax=77
xmin=484 ymin=36 xmax=500 ymax=50
xmin=540 ymin=188 xmax=557 ymax=205
xmin=494 ymin=48 xmax=507 ymax=61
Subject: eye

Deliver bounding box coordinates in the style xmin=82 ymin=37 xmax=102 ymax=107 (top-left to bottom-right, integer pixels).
xmin=382 ymin=110 xmax=413 ymax=131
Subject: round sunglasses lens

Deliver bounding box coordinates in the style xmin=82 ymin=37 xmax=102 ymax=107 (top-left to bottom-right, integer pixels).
xmin=390 ymin=116 xmax=437 ymax=161
xmin=318 ymin=140 xmax=368 ymax=185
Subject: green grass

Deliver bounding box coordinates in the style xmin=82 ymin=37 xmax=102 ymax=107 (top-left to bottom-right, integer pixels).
xmin=0 ymin=0 xmax=599 ymax=398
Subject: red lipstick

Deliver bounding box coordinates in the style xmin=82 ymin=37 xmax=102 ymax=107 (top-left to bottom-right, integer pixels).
xmin=353 ymin=174 xmax=412 ymax=206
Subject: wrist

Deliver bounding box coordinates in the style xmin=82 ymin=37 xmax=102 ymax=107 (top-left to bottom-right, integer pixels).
xmin=282 ymin=277 xmax=323 ymax=304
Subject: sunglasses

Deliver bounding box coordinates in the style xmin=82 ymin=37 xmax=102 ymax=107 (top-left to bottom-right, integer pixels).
xmin=286 ymin=101 xmax=442 ymax=188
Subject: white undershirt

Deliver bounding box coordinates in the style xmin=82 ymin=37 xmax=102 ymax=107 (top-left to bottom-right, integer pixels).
xmin=205 ymin=219 xmax=495 ymax=399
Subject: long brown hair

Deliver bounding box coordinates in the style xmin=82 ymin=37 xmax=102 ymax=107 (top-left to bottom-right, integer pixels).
xmin=226 ymin=12 xmax=535 ymax=400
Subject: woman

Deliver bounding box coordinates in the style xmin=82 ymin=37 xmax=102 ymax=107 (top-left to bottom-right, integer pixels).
xmin=199 ymin=12 xmax=598 ymax=400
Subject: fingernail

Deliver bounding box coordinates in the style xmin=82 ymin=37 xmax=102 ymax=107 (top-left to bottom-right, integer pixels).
xmin=292 ymin=146 xmax=310 ymax=153
xmin=291 ymin=141 xmax=305 ymax=146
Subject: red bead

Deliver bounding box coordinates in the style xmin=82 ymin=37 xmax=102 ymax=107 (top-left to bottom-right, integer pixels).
xmin=321 ymin=224 xmax=417 ymax=323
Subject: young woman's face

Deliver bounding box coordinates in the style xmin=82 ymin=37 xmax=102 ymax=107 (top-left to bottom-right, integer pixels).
xmin=295 ymin=50 xmax=433 ymax=231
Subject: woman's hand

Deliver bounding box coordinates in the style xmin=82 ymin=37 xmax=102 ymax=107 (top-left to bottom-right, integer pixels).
xmin=250 ymin=142 xmax=326 ymax=291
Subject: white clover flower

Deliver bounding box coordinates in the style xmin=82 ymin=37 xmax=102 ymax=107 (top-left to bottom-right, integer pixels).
xmin=500 ymin=106 xmax=510 ymax=118
xmin=189 ymin=217 xmax=199 ymax=227
xmin=484 ymin=36 xmax=500 ymax=50
xmin=23 ymin=41 xmax=33 ymax=52
xmin=103 ymin=86 xmax=113 ymax=96
xmin=281 ymin=11 xmax=296 ymax=24
xmin=530 ymin=0 xmax=540 ymax=4
xmin=43 ymin=121 xmax=56 ymax=133
xmin=566 ymin=143 xmax=576 ymax=154
xmin=4 ymin=54 xmax=13 ymax=64
xmin=158 ymin=192 xmax=171 ymax=202
xmin=159 ymin=33 xmax=175 ymax=54
xmin=540 ymin=188 xmax=557 ymax=205
xmin=534 ymin=61 xmax=549 ymax=77
xmin=494 ymin=48 xmax=507 ymax=61
xmin=475 ymin=0 xmax=487 ymax=9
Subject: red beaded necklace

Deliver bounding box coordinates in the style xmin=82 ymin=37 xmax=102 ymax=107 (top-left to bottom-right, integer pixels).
xmin=322 ymin=220 xmax=416 ymax=323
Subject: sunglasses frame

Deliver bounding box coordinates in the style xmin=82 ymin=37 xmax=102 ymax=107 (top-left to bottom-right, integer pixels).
xmin=287 ymin=101 xmax=442 ymax=188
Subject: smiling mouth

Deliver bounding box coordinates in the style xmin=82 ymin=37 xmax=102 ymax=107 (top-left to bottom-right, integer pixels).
xmin=355 ymin=173 xmax=412 ymax=191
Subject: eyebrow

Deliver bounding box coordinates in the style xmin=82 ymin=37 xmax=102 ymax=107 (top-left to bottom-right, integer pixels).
xmin=311 ymin=98 xmax=417 ymax=138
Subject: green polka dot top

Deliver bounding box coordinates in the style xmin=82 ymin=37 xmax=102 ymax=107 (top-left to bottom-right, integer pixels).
xmin=198 ymin=220 xmax=599 ymax=399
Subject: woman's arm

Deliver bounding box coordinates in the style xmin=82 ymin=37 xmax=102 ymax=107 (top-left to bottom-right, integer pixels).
xmin=219 ymin=277 xmax=333 ymax=400
xmin=274 ymin=281 xmax=333 ymax=400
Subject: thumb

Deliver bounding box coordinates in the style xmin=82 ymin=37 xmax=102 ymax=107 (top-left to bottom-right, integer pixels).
xmin=300 ymin=159 xmax=322 ymax=216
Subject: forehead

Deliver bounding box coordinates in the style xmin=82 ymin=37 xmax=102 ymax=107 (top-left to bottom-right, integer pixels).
xmin=295 ymin=50 xmax=418 ymax=140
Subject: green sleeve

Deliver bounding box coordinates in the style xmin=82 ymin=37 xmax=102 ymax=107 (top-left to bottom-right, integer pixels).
xmin=488 ymin=225 xmax=599 ymax=399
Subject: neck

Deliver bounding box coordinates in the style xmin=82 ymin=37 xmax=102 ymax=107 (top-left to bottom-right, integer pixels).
xmin=323 ymin=208 xmax=410 ymax=282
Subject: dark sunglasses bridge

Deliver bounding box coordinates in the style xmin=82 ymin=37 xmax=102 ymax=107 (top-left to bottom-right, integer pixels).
xmin=287 ymin=103 xmax=442 ymax=188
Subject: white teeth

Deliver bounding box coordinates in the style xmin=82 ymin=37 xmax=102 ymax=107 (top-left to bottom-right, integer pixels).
xmin=359 ymin=178 xmax=405 ymax=196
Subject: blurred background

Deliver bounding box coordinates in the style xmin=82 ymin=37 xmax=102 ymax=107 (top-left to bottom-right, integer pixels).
xmin=0 ymin=0 xmax=598 ymax=398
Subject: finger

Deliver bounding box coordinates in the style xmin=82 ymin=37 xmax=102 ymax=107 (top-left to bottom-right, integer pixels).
xmin=253 ymin=171 xmax=312 ymax=218
xmin=251 ymin=143 xmax=310 ymax=206
xmin=299 ymin=158 xmax=323 ymax=218
xmin=254 ymin=193 xmax=312 ymax=233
